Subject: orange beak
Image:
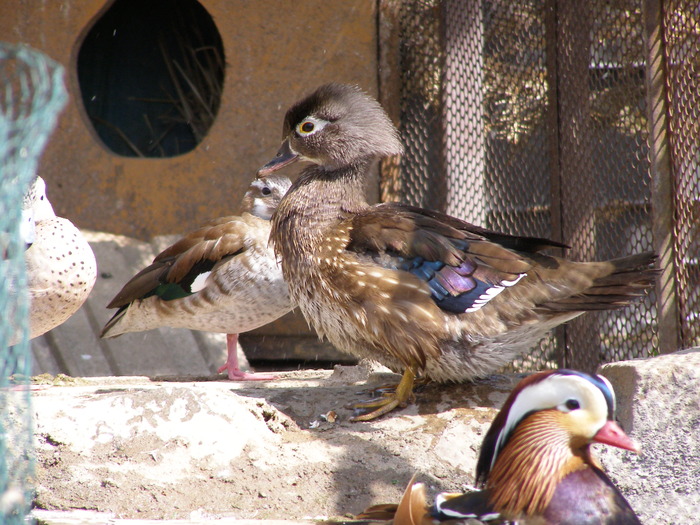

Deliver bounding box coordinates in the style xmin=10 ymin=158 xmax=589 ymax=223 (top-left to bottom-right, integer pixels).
xmin=593 ymin=420 xmax=640 ymax=453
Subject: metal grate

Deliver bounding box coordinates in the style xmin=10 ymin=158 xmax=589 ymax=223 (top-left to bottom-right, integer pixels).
xmin=663 ymin=1 xmax=700 ymax=347
xmin=395 ymin=1 xmax=446 ymax=210
xmin=554 ymin=0 xmax=656 ymax=369
xmin=382 ymin=0 xmax=698 ymax=371
xmin=0 ymin=43 xmax=67 ymax=523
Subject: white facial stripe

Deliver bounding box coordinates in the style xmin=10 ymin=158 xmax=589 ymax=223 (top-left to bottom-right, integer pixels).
xmin=491 ymin=373 xmax=609 ymax=471
xmin=252 ymin=198 xmax=272 ymax=220
xmin=597 ymin=374 xmax=616 ymax=415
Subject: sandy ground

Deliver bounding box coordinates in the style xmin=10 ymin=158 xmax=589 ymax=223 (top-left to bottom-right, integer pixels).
xmin=31 ymin=364 xmax=519 ymax=521
xmin=30 ymin=353 xmax=700 ymax=524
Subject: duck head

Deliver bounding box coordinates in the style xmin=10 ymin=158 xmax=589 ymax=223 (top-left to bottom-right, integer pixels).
xmin=24 ymin=176 xmax=55 ymax=222
xmin=240 ymin=174 xmax=292 ymax=220
xmin=258 ymin=83 xmax=403 ymax=175
xmin=477 ymin=369 xmax=639 ymax=486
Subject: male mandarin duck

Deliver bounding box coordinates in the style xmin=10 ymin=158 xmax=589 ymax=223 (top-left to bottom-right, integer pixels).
xmin=12 ymin=176 xmax=97 ymax=345
xmin=359 ymin=369 xmax=642 ymax=524
xmin=257 ymin=83 xmax=657 ymax=420
xmin=100 ymin=175 xmax=293 ymax=381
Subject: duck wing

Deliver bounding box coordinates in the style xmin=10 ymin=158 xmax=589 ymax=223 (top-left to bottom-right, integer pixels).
xmin=106 ymin=216 xmax=253 ymax=308
xmin=347 ymin=203 xmax=539 ymax=315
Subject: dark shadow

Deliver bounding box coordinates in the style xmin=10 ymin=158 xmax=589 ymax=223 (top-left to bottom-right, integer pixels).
xmin=214 ymin=370 xmax=517 ymax=516
xmin=77 ymin=0 xmax=225 ymax=157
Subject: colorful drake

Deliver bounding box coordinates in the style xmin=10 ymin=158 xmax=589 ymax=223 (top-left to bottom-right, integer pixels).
xmin=101 ymin=175 xmax=293 ymax=381
xmin=258 ymin=83 xmax=656 ymax=420
xmin=361 ymin=369 xmax=641 ymax=524
xmin=16 ymin=176 xmax=97 ymax=344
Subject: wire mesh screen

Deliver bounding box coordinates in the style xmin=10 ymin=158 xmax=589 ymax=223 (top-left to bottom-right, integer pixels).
xmin=382 ymin=0 xmax=700 ymax=372
xmin=0 ymin=43 xmax=67 ymax=523
xmin=663 ymin=1 xmax=700 ymax=347
xmin=554 ymin=1 xmax=656 ymax=370
xmin=392 ymin=1 xmax=446 ymax=211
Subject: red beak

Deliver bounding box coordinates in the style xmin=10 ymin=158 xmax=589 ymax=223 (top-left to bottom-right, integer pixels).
xmin=593 ymin=420 xmax=640 ymax=453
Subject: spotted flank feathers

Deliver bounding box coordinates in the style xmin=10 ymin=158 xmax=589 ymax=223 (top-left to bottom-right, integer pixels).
xmin=17 ymin=176 xmax=97 ymax=344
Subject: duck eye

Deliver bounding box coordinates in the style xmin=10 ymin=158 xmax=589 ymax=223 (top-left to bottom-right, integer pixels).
xmin=295 ymin=117 xmax=329 ymax=136
xmin=298 ymin=120 xmax=315 ymax=134
xmin=261 ymin=186 xmax=272 ymax=196
xmin=565 ymin=399 xmax=580 ymax=411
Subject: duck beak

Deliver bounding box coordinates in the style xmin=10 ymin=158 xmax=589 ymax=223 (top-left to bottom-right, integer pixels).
xmin=258 ymin=139 xmax=299 ymax=176
xmin=593 ymin=420 xmax=640 ymax=453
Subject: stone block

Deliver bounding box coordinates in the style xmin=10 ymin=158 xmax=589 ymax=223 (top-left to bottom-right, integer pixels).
xmin=598 ymin=348 xmax=700 ymax=524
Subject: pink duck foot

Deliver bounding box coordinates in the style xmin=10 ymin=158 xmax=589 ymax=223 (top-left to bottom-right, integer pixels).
xmin=217 ymin=363 xmax=279 ymax=381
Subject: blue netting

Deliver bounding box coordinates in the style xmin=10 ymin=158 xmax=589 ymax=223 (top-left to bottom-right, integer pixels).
xmin=0 ymin=43 xmax=67 ymax=524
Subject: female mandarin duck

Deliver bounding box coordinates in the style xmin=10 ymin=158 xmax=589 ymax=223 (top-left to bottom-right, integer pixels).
xmin=100 ymin=175 xmax=293 ymax=380
xmin=257 ymin=83 xmax=656 ymax=420
xmin=360 ymin=369 xmax=641 ymax=524
xmin=13 ymin=176 xmax=98 ymax=345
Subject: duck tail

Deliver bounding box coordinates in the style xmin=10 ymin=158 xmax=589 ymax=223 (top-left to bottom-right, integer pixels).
xmin=355 ymin=474 xmax=430 ymax=525
xmin=539 ymin=252 xmax=658 ymax=312
xmin=99 ymin=307 xmax=128 ymax=338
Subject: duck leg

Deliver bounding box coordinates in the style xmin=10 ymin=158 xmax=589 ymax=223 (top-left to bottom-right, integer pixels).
xmin=350 ymin=367 xmax=416 ymax=422
xmin=217 ymin=334 xmax=279 ymax=381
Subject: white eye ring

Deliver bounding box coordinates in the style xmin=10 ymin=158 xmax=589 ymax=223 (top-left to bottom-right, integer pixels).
xmin=296 ymin=116 xmax=329 ymax=136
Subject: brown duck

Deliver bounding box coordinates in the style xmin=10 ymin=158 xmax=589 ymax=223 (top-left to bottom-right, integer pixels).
xmin=101 ymin=175 xmax=293 ymax=380
xmin=258 ymin=83 xmax=656 ymax=420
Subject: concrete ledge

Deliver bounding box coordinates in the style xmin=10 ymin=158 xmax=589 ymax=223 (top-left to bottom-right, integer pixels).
xmin=32 ymin=509 xmax=334 ymax=525
xmin=30 ymin=352 xmax=700 ymax=523
xmin=599 ymin=348 xmax=700 ymax=524
xmin=31 ymin=366 xmax=516 ymax=521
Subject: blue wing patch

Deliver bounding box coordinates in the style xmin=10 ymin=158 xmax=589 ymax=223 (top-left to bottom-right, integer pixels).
xmin=401 ymin=257 xmax=524 ymax=314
